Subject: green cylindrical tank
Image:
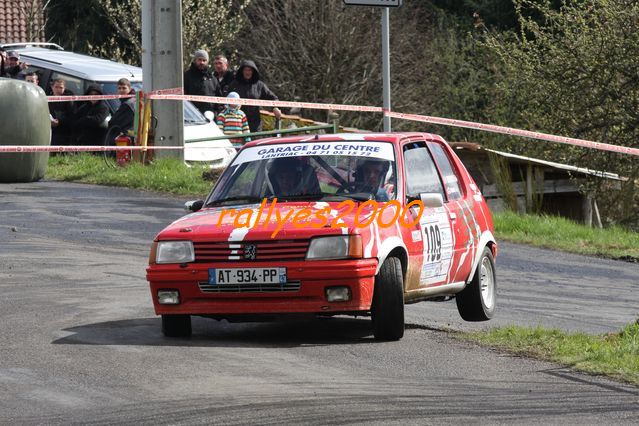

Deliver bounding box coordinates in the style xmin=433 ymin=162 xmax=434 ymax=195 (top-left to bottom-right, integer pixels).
xmin=0 ymin=78 xmax=51 ymax=182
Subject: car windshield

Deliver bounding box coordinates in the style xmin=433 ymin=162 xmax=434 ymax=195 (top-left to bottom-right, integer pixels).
xmin=183 ymin=101 xmax=208 ymax=124
xmin=98 ymin=81 xmax=207 ymax=124
xmin=206 ymin=141 xmax=397 ymax=205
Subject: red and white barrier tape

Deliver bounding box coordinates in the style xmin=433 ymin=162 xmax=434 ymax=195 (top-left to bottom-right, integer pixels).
xmin=47 ymin=87 xmax=183 ymax=102
xmin=146 ymin=93 xmax=384 ymax=112
xmin=149 ymin=87 xmax=183 ymax=95
xmin=47 ymin=93 xmax=133 ymax=102
xmin=386 ymin=111 xmax=639 ymax=157
xmin=0 ymin=145 xmax=184 ymax=153
xmin=42 ymin=88 xmax=638 ymax=156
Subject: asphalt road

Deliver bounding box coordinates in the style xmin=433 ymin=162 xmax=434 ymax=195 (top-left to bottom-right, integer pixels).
xmin=1 ymin=181 xmax=638 ymax=424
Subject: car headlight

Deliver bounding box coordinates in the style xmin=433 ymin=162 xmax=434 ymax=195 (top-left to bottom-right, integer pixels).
xmin=156 ymin=241 xmax=195 ymax=264
xmin=306 ymin=235 xmax=362 ymax=260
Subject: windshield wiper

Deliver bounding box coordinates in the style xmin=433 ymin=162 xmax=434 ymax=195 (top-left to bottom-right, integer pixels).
xmin=206 ymin=196 xmax=272 ymax=207
xmin=280 ymin=192 xmax=374 ymax=202
xmin=321 ymin=193 xmax=373 ymax=202
xmin=275 ymin=193 xmax=329 ymax=202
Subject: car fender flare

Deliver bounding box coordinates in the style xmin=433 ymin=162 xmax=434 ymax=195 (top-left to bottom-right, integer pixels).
xmin=375 ymin=236 xmax=408 ymax=276
xmin=466 ymin=230 xmax=496 ymax=284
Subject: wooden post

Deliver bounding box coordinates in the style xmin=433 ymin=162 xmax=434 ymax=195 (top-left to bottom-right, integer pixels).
xmin=526 ymin=164 xmax=533 ymax=213
xmin=329 ymin=111 xmax=340 ymax=133
xmin=593 ymin=199 xmax=603 ymax=229
xmin=583 ymin=195 xmax=593 ymax=227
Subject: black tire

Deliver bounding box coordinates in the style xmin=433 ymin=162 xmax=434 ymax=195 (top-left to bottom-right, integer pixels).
xmin=161 ymin=314 xmax=192 ymax=338
xmin=371 ymin=257 xmax=405 ymax=341
xmin=456 ymin=246 xmax=496 ymax=321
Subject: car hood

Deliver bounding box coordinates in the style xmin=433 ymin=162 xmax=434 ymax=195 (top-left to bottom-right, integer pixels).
xmin=156 ymin=201 xmax=381 ymax=241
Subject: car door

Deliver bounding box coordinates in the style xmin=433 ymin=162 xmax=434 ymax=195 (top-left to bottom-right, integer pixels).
xmin=402 ymin=140 xmax=456 ymax=289
xmin=427 ymin=140 xmax=474 ymax=283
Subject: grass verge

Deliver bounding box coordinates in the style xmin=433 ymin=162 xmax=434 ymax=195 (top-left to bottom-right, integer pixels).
xmin=459 ymin=323 xmax=639 ymax=386
xmin=493 ymin=210 xmax=639 ymax=261
xmin=46 ymin=154 xmax=217 ymax=198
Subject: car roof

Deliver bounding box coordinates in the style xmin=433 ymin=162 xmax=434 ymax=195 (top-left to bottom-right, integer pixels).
xmin=243 ymin=132 xmax=446 ymax=148
xmin=14 ymin=47 xmax=142 ymax=82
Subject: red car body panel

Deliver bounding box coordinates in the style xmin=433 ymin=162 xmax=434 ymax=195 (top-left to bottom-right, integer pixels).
xmin=146 ymin=133 xmax=496 ymax=317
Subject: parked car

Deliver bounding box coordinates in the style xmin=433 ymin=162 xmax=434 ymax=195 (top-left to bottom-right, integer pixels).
xmin=1 ymin=42 xmax=236 ymax=168
xmin=146 ymin=132 xmax=498 ymax=340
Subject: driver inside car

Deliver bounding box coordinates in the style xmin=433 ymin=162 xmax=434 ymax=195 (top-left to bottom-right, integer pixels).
xmin=267 ymin=157 xmax=321 ymax=198
xmin=345 ymin=158 xmax=391 ymax=201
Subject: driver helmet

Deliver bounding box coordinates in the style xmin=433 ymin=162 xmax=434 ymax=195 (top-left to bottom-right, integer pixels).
xmin=353 ymin=158 xmax=390 ymax=192
xmin=268 ymin=157 xmax=305 ymax=196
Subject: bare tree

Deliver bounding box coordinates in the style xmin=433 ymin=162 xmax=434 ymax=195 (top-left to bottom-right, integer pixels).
xmin=233 ymin=0 xmax=452 ymax=130
xmin=89 ymin=0 xmax=250 ymax=66
xmin=9 ymin=0 xmax=50 ymax=41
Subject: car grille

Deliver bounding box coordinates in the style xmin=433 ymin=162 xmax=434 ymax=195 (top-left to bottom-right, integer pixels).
xmin=192 ymin=240 xmax=309 ymax=262
xmin=198 ymin=281 xmax=301 ymax=293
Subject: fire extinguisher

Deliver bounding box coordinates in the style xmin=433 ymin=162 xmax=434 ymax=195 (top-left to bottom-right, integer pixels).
xmin=114 ymin=134 xmax=133 ymax=167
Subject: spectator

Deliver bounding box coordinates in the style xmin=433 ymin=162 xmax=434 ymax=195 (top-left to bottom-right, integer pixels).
xmin=183 ymin=49 xmax=221 ymax=115
xmin=216 ymin=92 xmax=250 ymax=148
xmin=49 ymin=79 xmax=76 ymax=146
xmin=228 ymin=60 xmax=281 ymax=133
xmin=5 ymin=51 xmax=29 ymax=79
xmin=212 ymin=54 xmax=234 ymax=96
xmin=73 ymin=84 xmax=109 ymax=146
xmin=0 ymin=49 xmax=7 ymax=77
xmin=24 ymin=71 xmax=39 ymax=85
xmin=108 ymin=78 xmax=137 ymax=138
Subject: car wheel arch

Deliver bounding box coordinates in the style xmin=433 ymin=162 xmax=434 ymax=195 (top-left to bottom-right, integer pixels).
xmin=376 ymin=239 xmax=408 ymax=284
xmin=466 ymin=230 xmax=497 ymax=284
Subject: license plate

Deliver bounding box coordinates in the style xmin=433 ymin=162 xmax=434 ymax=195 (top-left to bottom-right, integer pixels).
xmin=208 ymin=267 xmax=287 ymax=285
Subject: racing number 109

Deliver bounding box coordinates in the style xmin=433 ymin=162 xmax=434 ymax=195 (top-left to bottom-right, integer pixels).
xmin=424 ymin=224 xmax=442 ymax=262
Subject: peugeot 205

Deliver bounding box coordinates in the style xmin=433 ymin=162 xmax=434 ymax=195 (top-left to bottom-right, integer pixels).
xmin=146 ymin=133 xmax=497 ymax=340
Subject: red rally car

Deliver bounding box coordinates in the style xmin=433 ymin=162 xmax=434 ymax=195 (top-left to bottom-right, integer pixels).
xmin=146 ymin=133 xmax=497 ymax=340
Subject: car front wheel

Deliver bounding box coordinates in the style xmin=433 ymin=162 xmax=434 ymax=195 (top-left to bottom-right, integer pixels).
xmin=161 ymin=314 xmax=192 ymax=338
xmin=456 ymin=246 xmax=496 ymax=321
xmin=371 ymin=257 xmax=405 ymax=341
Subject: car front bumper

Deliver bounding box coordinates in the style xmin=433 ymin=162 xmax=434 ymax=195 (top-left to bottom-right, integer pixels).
xmin=147 ymin=259 xmax=378 ymax=316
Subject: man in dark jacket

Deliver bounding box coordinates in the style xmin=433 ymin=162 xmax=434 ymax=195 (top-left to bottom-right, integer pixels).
xmin=73 ymin=84 xmax=109 ymax=146
xmin=228 ymin=60 xmax=281 ymax=133
xmin=0 ymin=49 xmax=8 ymax=77
xmin=183 ymin=49 xmax=221 ymax=114
xmin=49 ymin=78 xmax=76 ymax=146
xmin=4 ymin=51 xmax=29 ymax=79
xmin=213 ymin=54 xmax=234 ymax=96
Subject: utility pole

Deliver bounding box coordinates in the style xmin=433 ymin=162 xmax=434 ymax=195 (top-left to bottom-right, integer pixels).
xmin=381 ymin=6 xmax=391 ymax=132
xmin=141 ymin=0 xmax=184 ymax=160
xmin=343 ymin=0 xmax=401 ymax=132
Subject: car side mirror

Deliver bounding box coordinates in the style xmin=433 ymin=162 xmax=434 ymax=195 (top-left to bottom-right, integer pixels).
xmin=419 ymin=193 xmax=444 ymax=208
xmin=184 ymin=200 xmax=204 ymax=212
xmin=204 ymin=110 xmax=215 ymax=122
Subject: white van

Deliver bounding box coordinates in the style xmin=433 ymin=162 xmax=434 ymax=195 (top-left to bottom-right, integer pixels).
xmin=2 ymin=43 xmax=236 ymax=168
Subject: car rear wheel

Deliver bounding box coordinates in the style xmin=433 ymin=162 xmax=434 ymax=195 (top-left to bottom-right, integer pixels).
xmin=371 ymin=257 xmax=405 ymax=341
xmin=456 ymin=246 xmax=496 ymax=321
xmin=161 ymin=314 xmax=192 ymax=338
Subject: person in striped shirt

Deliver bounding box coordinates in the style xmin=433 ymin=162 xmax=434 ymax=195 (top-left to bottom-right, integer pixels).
xmin=216 ymin=92 xmax=251 ymax=148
